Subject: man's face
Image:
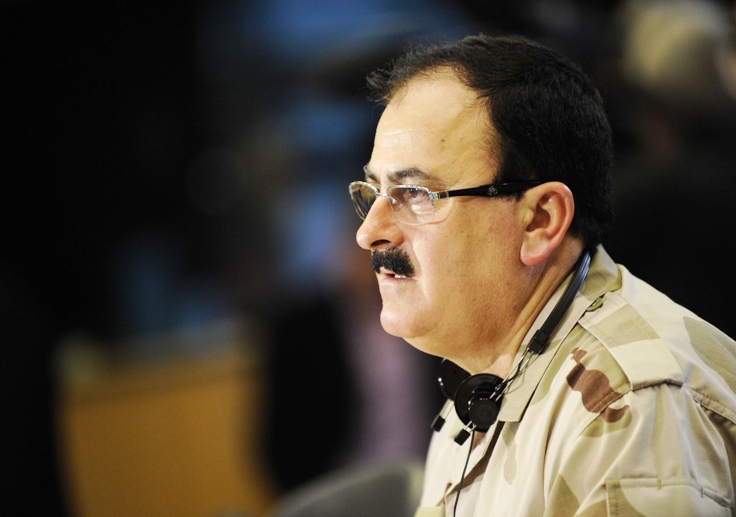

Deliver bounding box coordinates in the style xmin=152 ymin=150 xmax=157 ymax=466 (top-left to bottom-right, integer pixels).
xmin=357 ymin=70 xmax=530 ymax=368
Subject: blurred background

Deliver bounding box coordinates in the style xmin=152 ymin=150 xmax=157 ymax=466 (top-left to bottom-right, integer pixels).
xmin=3 ymin=0 xmax=736 ymax=515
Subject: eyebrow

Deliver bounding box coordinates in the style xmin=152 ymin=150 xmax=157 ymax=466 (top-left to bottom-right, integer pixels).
xmin=363 ymin=165 xmax=435 ymax=185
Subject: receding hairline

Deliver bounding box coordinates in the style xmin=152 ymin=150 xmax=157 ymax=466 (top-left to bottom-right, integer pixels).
xmin=379 ymin=66 xmax=502 ymax=173
xmin=375 ymin=63 xmax=475 ymax=104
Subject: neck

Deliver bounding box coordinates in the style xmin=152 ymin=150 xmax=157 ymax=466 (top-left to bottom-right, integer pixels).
xmin=461 ymin=238 xmax=585 ymax=377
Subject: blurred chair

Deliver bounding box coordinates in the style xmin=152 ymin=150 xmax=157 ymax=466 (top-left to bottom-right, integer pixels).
xmin=273 ymin=458 xmax=424 ymax=517
xmin=57 ymin=335 xmax=276 ymax=517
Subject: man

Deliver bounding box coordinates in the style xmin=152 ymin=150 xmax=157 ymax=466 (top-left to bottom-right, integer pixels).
xmin=348 ymin=35 xmax=736 ymax=516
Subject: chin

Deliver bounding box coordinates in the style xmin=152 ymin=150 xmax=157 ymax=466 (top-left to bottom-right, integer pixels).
xmin=378 ymin=308 xmax=407 ymax=338
xmin=379 ymin=308 xmax=443 ymax=357
xmin=379 ymin=305 xmax=422 ymax=339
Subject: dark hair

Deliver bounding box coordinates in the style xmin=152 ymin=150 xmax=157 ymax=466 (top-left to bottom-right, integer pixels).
xmin=367 ymin=34 xmax=614 ymax=247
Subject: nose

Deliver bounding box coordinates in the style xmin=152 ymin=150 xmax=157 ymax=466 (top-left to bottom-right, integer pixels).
xmin=356 ymin=196 xmax=404 ymax=250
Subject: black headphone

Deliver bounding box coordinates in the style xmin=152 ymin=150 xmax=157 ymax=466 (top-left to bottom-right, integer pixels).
xmin=432 ymin=249 xmax=592 ymax=445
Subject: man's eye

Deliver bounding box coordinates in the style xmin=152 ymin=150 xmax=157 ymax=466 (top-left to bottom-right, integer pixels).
xmin=398 ymin=187 xmax=429 ymax=205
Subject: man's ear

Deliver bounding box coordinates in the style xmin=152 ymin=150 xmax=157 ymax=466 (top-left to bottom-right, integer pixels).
xmin=519 ymin=182 xmax=575 ymax=267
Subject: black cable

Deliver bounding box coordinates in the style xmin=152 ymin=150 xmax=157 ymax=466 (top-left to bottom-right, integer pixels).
xmin=453 ymin=429 xmax=475 ymax=517
xmin=529 ymin=248 xmax=591 ymax=354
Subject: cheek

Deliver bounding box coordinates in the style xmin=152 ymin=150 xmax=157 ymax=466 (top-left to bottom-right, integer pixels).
xmin=415 ymin=232 xmax=490 ymax=302
xmin=418 ymin=218 xmax=520 ymax=298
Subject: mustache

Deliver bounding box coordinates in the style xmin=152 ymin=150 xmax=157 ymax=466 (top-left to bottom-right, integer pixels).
xmin=371 ymin=248 xmax=415 ymax=278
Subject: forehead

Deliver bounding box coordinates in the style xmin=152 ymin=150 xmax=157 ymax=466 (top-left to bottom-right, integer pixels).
xmin=367 ymin=70 xmax=498 ymax=187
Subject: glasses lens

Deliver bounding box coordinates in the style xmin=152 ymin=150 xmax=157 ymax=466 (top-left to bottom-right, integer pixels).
xmin=349 ymin=182 xmax=376 ymax=219
xmin=388 ymin=186 xmax=434 ymax=224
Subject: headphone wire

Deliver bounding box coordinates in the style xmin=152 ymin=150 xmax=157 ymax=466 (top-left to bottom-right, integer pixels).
xmin=453 ymin=428 xmax=475 ymax=517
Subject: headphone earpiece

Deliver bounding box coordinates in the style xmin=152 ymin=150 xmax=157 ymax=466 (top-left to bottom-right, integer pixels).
xmin=454 ymin=373 xmax=503 ymax=433
xmin=437 ymin=358 xmax=470 ymax=400
xmin=432 ymin=360 xmax=504 ymax=443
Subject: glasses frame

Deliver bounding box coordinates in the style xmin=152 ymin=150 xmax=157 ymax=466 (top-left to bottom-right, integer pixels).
xmin=349 ymin=180 xmax=542 ymax=225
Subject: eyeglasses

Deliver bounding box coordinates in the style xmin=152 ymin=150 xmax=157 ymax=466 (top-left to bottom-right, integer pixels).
xmin=348 ymin=180 xmax=542 ymax=225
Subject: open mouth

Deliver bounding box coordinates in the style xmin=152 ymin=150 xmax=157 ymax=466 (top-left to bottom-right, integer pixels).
xmin=381 ymin=268 xmax=410 ymax=280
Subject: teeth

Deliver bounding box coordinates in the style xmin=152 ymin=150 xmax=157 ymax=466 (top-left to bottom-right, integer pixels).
xmin=394 ymin=274 xmax=406 ymax=279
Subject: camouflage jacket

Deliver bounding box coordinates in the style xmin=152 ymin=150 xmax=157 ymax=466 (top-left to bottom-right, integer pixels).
xmin=416 ymin=246 xmax=736 ymax=517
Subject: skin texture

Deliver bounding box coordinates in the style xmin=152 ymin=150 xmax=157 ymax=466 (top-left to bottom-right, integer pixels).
xmin=356 ymin=69 xmax=583 ymax=376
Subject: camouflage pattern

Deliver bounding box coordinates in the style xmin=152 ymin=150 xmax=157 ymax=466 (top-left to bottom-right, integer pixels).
xmin=416 ymin=247 xmax=736 ymax=516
